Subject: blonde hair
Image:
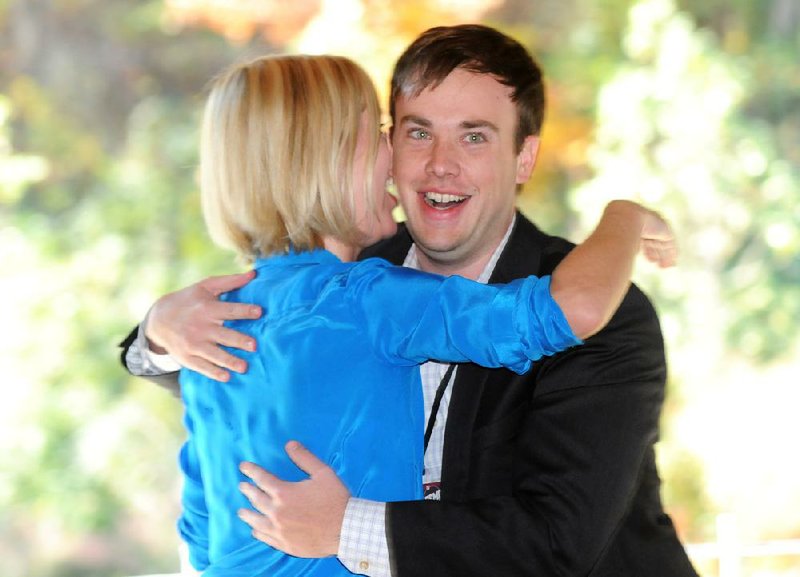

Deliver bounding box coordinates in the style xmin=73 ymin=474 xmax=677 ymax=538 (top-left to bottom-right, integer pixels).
xmin=200 ymin=54 xmax=382 ymax=261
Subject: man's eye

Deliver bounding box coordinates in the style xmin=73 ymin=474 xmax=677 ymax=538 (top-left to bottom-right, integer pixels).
xmin=465 ymin=132 xmax=486 ymax=143
xmin=409 ymin=128 xmax=429 ymax=140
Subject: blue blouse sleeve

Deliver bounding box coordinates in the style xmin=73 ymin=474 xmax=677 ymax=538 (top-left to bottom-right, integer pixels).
xmin=341 ymin=259 xmax=582 ymax=374
xmin=177 ymin=407 xmax=211 ymax=571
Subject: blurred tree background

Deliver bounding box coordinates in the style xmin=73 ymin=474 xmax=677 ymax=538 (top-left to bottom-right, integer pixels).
xmin=0 ymin=0 xmax=798 ymax=575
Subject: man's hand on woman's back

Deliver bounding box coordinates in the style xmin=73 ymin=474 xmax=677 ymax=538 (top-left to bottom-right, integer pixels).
xmin=145 ymin=270 xmax=261 ymax=381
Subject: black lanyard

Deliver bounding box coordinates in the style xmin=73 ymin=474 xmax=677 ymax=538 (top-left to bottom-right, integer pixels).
xmin=423 ymin=363 xmax=456 ymax=455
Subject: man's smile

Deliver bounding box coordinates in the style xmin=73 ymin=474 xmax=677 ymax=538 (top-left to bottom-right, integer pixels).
xmin=422 ymin=191 xmax=469 ymax=209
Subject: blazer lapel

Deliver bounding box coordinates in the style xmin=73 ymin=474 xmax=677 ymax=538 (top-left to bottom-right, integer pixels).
xmin=439 ymin=361 xmax=489 ymax=500
xmin=488 ymin=212 xmax=549 ymax=284
xmin=440 ymin=212 xmax=549 ymax=499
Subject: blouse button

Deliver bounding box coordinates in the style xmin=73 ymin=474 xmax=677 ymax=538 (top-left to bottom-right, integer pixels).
xmin=359 ymin=560 xmax=370 ymax=571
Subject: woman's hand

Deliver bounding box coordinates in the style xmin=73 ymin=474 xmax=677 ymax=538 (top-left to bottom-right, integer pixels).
xmin=639 ymin=207 xmax=677 ymax=268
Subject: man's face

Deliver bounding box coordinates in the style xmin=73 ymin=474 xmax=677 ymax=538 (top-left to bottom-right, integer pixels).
xmin=391 ymin=68 xmax=538 ymax=277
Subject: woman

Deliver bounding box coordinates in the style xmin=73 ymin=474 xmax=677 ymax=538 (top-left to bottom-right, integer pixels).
xmin=178 ymin=54 xmax=674 ymax=576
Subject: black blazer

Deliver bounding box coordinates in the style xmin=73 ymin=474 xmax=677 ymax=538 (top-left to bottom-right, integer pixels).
xmin=364 ymin=213 xmax=698 ymax=577
xmin=120 ymin=212 xmax=698 ymax=577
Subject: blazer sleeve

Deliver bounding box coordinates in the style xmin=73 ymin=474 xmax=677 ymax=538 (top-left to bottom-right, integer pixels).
xmin=385 ymin=284 xmax=668 ymax=577
xmin=342 ymin=260 xmax=581 ymax=372
xmin=118 ymin=324 xmax=182 ymax=396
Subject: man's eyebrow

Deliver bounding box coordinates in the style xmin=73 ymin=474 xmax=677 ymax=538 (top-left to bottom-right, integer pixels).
xmin=461 ymin=119 xmax=499 ymax=132
xmin=398 ymin=115 xmax=431 ymax=127
xmin=397 ymin=116 xmax=499 ymax=132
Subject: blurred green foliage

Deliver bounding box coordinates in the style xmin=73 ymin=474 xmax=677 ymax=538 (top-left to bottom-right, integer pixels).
xmin=1 ymin=2 xmax=240 ymax=575
xmin=1 ymin=0 xmax=798 ymax=575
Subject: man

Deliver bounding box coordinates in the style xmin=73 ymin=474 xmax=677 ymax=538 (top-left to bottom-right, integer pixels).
xmin=121 ymin=25 xmax=698 ymax=577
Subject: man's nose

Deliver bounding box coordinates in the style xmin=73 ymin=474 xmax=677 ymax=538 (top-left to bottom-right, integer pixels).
xmin=425 ymin=138 xmax=460 ymax=178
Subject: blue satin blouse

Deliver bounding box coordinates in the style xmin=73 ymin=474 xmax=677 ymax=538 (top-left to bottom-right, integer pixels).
xmin=178 ymin=248 xmax=580 ymax=576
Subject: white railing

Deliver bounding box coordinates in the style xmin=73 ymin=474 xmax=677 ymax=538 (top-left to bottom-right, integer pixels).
xmin=685 ymin=513 xmax=800 ymax=577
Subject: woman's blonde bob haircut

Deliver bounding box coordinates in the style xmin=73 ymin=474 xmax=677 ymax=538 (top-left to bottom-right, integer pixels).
xmin=200 ymin=54 xmax=382 ymax=261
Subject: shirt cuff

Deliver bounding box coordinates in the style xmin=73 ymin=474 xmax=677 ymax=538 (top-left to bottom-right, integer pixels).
xmin=125 ymin=316 xmax=181 ymax=375
xmin=338 ymin=498 xmax=391 ymax=577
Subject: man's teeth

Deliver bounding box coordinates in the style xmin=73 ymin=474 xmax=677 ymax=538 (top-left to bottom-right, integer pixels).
xmin=424 ymin=192 xmax=467 ymax=206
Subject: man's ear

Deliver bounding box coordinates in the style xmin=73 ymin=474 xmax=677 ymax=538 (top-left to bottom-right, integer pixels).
xmin=515 ymin=135 xmax=540 ymax=184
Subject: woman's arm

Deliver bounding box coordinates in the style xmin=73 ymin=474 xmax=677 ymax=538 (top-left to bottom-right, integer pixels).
xmin=550 ymin=200 xmax=675 ymax=340
xmin=351 ymin=202 xmax=674 ymax=373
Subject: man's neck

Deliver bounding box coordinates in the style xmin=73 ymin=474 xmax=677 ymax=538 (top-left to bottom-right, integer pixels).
xmin=406 ymin=215 xmax=517 ymax=282
xmin=414 ymin=251 xmax=493 ymax=281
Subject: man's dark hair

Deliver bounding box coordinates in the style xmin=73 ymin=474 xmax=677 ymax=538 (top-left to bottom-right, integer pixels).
xmin=390 ymin=24 xmax=545 ymax=152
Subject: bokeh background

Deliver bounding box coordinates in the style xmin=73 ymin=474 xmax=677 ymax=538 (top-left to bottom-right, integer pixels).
xmin=1 ymin=0 xmax=798 ymax=576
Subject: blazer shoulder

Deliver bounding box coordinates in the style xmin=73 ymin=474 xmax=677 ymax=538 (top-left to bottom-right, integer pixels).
xmin=500 ymin=212 xmax=662 ymax=340
xmin=490 ymin=212 xmax=575 ymax=282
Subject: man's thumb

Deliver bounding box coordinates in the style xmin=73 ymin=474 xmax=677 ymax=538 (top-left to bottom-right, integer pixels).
xmin=285 ymin=441 xmax=327 ymax=476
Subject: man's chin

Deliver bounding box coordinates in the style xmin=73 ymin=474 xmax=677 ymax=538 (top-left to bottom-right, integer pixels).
xmin=414 ymin=236 xmax=470 ymax=262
